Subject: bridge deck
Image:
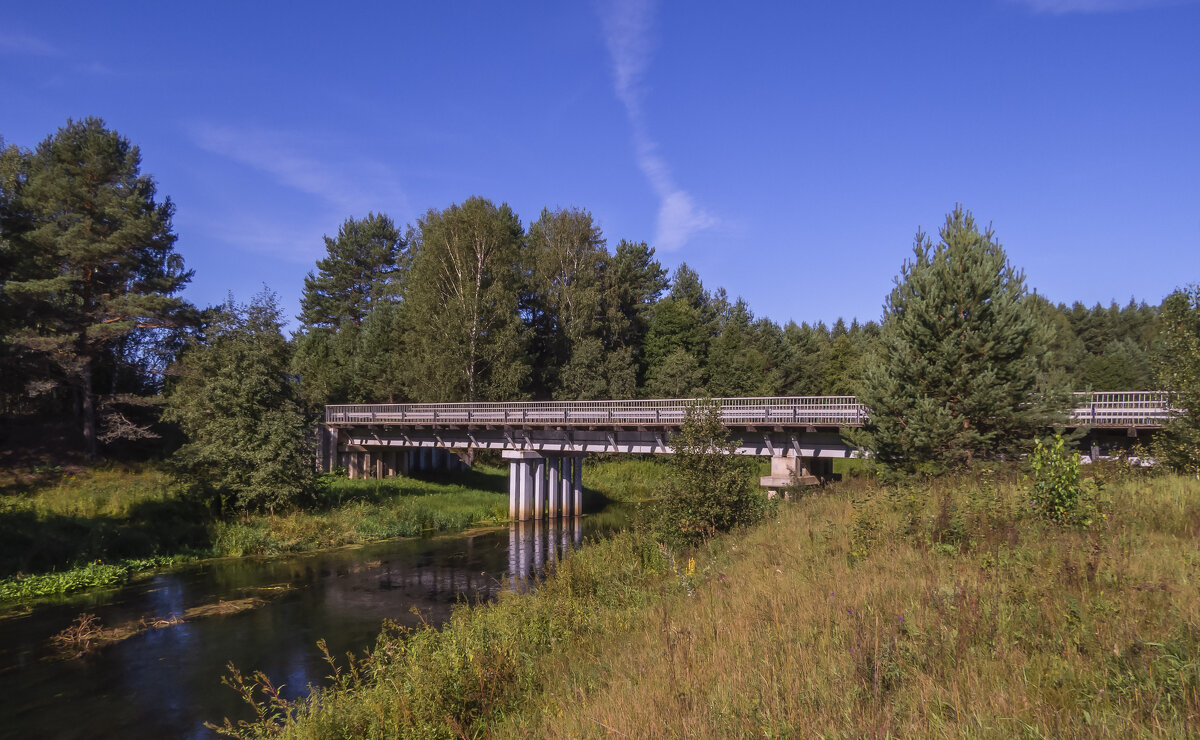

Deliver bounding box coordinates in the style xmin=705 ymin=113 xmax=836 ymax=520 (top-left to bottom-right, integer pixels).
xmin=326 ymin=391 xmax=1174 ymax=430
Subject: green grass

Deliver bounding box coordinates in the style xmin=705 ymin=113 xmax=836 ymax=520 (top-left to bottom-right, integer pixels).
xmin=582 ymin=455 xmax=672 ymax=502
xmin=0 ymin=555 xmax=188 ymax=601
xmin=214 ymin=469 xmax=1200 ymax=739
xmin=209 ymin=469 xmax=510 ymax=557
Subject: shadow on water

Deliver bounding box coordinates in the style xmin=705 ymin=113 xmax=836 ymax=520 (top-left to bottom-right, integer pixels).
xmin=0 ymin=503 xmax=630 ymax=740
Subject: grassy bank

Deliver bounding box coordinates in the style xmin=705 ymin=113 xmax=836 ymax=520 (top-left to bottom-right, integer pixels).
xmin=209 ymin=469 xmax=510 ymax=556
xmin=0 ymin=458 xmax=660 ymax=603
xmin=0 ymin=465 xmax=514 ymax=602
xmin=228 ymin=470 xmax=1200 ymax=738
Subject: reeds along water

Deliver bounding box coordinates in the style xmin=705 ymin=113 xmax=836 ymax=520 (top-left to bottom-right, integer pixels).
xmin=507 ymin=518 xmax=583 ymax=587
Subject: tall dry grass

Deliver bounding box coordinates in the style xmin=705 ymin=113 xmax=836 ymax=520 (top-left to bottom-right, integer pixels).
xmin=498 ymin=472 xmax=1200 ymax=737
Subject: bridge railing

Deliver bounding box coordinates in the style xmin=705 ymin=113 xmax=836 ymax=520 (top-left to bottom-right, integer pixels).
xmin=325 ymin=396 xmax=865 ymax=427
xmin=1070 ymin=390 xmax=1175 ymax=428
xmin=326 ymin=391 xmax=1176 ymax=429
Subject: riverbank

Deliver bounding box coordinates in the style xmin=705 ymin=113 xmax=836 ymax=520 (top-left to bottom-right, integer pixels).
xmin=0 ymin=459 xmax=661 ymax=604
xmin=238 ymin=470 xmax=1199 ymax=738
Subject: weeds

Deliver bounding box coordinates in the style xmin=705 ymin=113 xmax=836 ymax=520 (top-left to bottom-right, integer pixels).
xmin=0 ymin=555 xmax=183 ymax=600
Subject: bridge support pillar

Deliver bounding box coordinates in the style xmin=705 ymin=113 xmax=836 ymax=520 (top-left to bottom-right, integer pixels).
xmin=547 ymin=457 xmax=560 ymax=518
xmin=572 ymin=455 xmax=583 ymax=517
xmin=503 ymin=451 xmax=543 ymax=521
xmin=508 ymin=461 xmax=518 ymax=519
xmin=533 ymin=458 xmax=545 ymax=519
xmin=760 ymin=453 xmax=819 ymax=497
xmin=560 ymin=455 xmax=573 ymax=517
xmin=317 ymin=425 xmax=339 ymax=473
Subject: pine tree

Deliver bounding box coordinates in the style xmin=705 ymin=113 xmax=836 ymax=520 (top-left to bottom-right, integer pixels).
xmin=297 ymin=213 xmax=406 ymax=329
xmin=605 ymin=239 xmax=668 ymax=393
xmin=523 ymin=207 xmax=610 ymax=399
xmin=3 ymin=119 xmax=192 ymax=457
xmin=707 ymin=298 xmax=770 ymax=397
xmin=404 ymin=197 xmax=528 ymax=402
xmin=293 ymin=213 xmax=406 ymax=410
xmin=855 ymin=206 xmax=1066 ymax=473
xmin=643 ymin=263 xmax=716 ymax=395
xmin=1155 ymin=285 xmax=1200 ymax=474
xmin=165 ymin=291 xmax=314 ymax=512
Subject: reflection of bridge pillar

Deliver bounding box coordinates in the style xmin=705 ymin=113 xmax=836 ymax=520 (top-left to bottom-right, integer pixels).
xmin=547 ymin=518 xmax=559 ymax=565
xmin=575 ymin=515 xmax=583 ymax=547
xmin=534 ymin=519 xmax=545 ymax=572
xmin=518 ymin=520 xmax=531 ymax=580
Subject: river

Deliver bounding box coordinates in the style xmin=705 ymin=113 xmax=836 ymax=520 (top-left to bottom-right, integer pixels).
xmin=0 ymin=510 xmax=627 ymax=739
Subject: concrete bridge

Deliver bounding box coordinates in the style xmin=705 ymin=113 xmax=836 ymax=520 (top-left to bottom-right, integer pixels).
xmin=319 ymin=391 xmax=1174 ymax=520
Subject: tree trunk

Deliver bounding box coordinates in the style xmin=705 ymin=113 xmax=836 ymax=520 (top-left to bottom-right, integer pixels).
xmin=80 ymin=356 xmax=98 ymax=460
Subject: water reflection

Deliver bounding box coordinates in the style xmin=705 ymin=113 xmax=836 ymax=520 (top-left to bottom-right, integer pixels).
xmin=507 ymin=517 xmax=583 ymax=586
xmin=0 ymin=508 xmax=624 ymax=740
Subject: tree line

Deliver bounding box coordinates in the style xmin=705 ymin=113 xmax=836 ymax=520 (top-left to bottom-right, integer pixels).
xmin=2 ymin=119 xmax=1196 ymax=505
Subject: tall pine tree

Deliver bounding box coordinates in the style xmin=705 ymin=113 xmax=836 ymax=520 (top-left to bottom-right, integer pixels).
xmin=3 ymin=119 xmax=192 ymax=457
xmin=855 ymin=206 xmax=1065 ymax=473
xmin=293 ymin=213 xmax=407 ymax=410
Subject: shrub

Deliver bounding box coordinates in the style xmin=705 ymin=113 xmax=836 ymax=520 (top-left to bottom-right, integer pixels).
xmin=1029 ymin=435 xmax=1103 ymax=527
xmin=655 ymin=399 xmax=765 ymax=546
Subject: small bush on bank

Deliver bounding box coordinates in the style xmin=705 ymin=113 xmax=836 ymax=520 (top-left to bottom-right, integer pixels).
xmin=654 ymin=399 xmax=766 ymax=546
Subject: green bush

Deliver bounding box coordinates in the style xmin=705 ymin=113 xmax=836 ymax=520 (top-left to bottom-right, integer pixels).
xmin=655 ymin=399 xmax=766 ymax=546
xmin=1029 ymin=436 xmax=1103 ymax=527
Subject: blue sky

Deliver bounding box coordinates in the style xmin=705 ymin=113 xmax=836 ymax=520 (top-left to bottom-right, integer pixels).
xmin=2 ymin=0 xmax=1197 ymax=330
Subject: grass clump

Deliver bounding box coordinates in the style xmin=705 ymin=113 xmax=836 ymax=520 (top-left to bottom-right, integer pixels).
xmin=0 ymin=555 xmax=184 ymax=600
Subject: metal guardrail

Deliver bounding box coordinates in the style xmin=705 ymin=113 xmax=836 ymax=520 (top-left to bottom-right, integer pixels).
xmin=326 ymin=392 xmax=1176 ymax=429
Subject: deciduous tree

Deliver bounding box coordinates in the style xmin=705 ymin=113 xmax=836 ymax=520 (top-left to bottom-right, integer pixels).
xmin=165 ymin=291 xmax=314 ymax=512
xmin=404 ymin=197 xmax=528 ymax=402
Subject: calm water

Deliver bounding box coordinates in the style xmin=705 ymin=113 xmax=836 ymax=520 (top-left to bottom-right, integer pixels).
xmin=0 ymin=512 xmax=623 ymax=739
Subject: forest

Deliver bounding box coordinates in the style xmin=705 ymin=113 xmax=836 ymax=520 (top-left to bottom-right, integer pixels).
xmin=0 ymin=119 xmax=1171 ymax=467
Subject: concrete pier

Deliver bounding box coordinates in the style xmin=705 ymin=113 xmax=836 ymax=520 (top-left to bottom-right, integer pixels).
xmin=760 ymin=453 xmax=820 ymax=497
xmin=547 ymin=457 xmax=560 ymax=518
xmin=502 ymin=451 xmax=584 ymax=521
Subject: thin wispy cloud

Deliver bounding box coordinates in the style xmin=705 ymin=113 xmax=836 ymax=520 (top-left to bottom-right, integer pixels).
xmin=599 ymin=0 xmax=715 ymax=251
xmin=1011 ymin=0 xmax=1196 ymax=13
xmin=189 ymin=123 xmax=409 ymax=259
xmin=0 ymin=31 xmax=60 ymax=56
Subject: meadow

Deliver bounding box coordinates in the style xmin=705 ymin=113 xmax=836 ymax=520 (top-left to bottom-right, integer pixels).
xmin=217 ymin=467 xmax=1199 ymax=738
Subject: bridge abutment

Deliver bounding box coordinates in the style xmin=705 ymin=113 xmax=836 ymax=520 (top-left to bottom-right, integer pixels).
xmin=760 ymin=453 xmax=821 ymax=497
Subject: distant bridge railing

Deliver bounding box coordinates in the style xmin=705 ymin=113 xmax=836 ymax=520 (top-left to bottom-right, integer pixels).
xmin=1071 ymin=391 xmax=1175 ymax=428
xmin=326 ymin=391 xmax=1176 ymax=429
